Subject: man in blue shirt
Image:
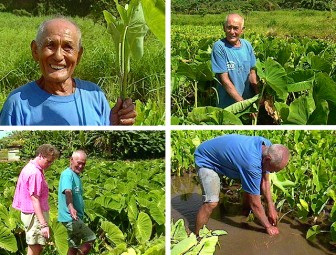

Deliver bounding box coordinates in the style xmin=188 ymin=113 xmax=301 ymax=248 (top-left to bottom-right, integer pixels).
xmin=211 ymin=14 xmax=258 ymax=108
xmin=194 ymin=134 xmax=290 ymax=236
xmin=58 ymin=150 xmax=95 ymax=255
xmin=0 ymin=17 xmax=136 ymax=126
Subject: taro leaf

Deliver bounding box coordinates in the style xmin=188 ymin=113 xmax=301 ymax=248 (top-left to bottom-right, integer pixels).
xmin=51 ymin=220 xmax=68 ymax=255
xmin=331 ymin=222 xmax=336 ymax=242
xmin=187 ymin=106 xmax=242 ymax=125
xmin=308 ymin=55 xmax=332 ymax=74
xmin=287 ymin=80 xmax=313 ymax=93
xmin=274 ymin=102 xmax=289 ymax=122
xmin=191 ymin=236 xmax=219 ymax=255
xmin=306 ymin=225 xmax=321 ymax=240
xmin=128 ymin=196 xmax=138 ymax=226
xmin=286 ymin=96 xmax=315 ymax=125
xmin=0 ymin=225 xmax=18 ymax=252
xmin=307 ymin=100 xmax=329 ymax=125
xmin=313 ymin=72 xmax=336 ymax=105
xmin=135 ymin=212 xmax=152 ymax=244
xmin=141 ymin=0 xmax=165 ymax=43
xmin=171 ymin=219 xmax=188 ymax=241
xmin=149 ymin=196 xmax=165 ymax=225
xmin=121 ymin=248 xmax=137 ymax=255
xmin=171 ymin=235 xmax=197 ymax=255
xmin=0 ymin=204 xmax=15 ymax=230
xmin=256 ymin=58 xmax=288 ymax=101
xmin=224 ymin=94 xmax=259 ymax=114
xmin=176 ymin=61 xmax=213 ymax=82
xmin=101 ymin=220 xmax=125 ymax=246
xmin=276 ymin=47 xmax=291 ymax=66
xmin=212 ymin=230 xmax=228 ymax=236
xmin=287 ymin=69 xmax=315 ymax=83
xmin=176 ymin=61 xmax=196 ymax=80
xmin=270 ymin=173 xmax=295 ymax=195
xmin=143 ymin=238 xmax=165 ymax=255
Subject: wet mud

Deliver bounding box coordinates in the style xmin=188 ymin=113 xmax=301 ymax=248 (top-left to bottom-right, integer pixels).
xmin=171 ymin=174 xmax=336 ymax=255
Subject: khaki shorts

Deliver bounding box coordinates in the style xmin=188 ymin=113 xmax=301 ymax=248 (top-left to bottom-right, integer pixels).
xmin=21 ymin=212 xmax=49 ymax=245
xmin=197 ymin=167 xmax=221 ymax=203
xmin=62 ymin=219 xmax=96 ymax=248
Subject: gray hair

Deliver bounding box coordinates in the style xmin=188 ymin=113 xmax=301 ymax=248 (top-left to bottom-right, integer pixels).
xmin=224 ymin=13 xmax=245 ymax=29
xmin=263 ymin=144 xmax=289 ymax=166
xmin=72 ymin=150 xmax=87 ymax=159
xmin=35 ymin=16 xmax=82 ymax=49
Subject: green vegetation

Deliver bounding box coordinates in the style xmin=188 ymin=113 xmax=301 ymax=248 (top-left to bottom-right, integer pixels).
xmin=171 ymin=11 xmax=336 ymax=125
xmin=0 ymin=11 xmax=165 ymax=125
xmin=171 ymin=130 xmax=336 ymax=251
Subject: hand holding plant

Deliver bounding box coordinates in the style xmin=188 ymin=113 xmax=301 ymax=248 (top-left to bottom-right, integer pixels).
xmin=110 ymin=98 xmax=137 ymax=125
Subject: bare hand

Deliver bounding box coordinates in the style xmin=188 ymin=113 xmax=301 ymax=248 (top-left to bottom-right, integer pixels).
xmin=69 ymin=207 xmax=78 ymax=221
xmin=41 ymin=226 xmax=50 ymax=239
xmin=110 ymin=98 xmax=137 ymax=125
xmin=267 ymin=205 xmax=278 ymax=226
xmin=266 ymin=225 xmax=279 ymax=236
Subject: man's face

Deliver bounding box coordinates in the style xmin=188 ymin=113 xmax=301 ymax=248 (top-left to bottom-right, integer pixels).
xmin=31 ymin=19 xmax=83 ymax=86
xmin=224 ymin=16 xmax=244 ymax=46
xmin=38 ymin=155 xmax=55 ymax=170
xmin=262 ymin=157 xmax=288 ymax=173
xmin=70 ymin=155 xmax=86 ymax=174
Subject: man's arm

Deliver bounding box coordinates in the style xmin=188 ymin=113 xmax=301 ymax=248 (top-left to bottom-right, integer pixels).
xmin=64 ymin=189 xmax=78 ymax=220
xmin=261 ymin=172 xmax=278 ymax=226
xmin=249 ymin=69 xmax=259 ymax=94
xmin=217 ymin=73 xmax=244 ymax=103
xmin=246 ymin=193 xmax=279 ymax=236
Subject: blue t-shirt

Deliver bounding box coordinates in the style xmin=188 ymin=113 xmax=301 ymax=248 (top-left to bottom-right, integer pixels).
xmin=194 ymin=134 xmax=272 ymax=195
xmin=211 ymin=38 xmax=256 ymax=108
xmin=0 ymin=78 xmax=111 ymax=125
xmin=58 ymin=167 xmax=84 ymax=222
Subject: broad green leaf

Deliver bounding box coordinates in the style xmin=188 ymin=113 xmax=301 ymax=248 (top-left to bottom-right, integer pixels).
xmin=191 ymin=236 xmax=219 ymax=254
xmin=149 ymin=196 xmax=165 ymax=225
xmin=307 ymin=100 xmax=329 ymax=125
xmin=101 ymin=221 xmax=125 ymax=246
xmin=313 ymin=73 xmax=336 ymax=113
xmin=299 ymin=199 xmax=309 ymax=212
xmin=331 ymin=222 xmax=336 ymax=242
xmin=0 ymin=204 xmax=16 ymax=230
xmin=187 ymin=106 xmax=243 ymax=125
xmin=270 ymin=173 xmax=295 ymax=195
xmin=141 ymin=0 xmax=165 ymax=43
xmin=306 ymin=225 xmax=320 ymax=240
xmin=51 ymin=220 xmax=68 ymax=255
xmin=135 ymin=212 xmax=152 ymax=244
xmin=121 ymin=247 xmax=137 ymax=255
xmin=256 ymin=58 xmax=288 ymax=101
xmin=212 ymin=230 xmax=228 ymax=236
xmin=286 ymin=96 xmax=315 ymax=125
xmin=287 ymin=80 xmax=313 ymax=93
xmin=0 ymin=225 xmax=17 ymax=252
xmin=309 ymin=55 xmax=332 ymax=73
xmin=143 ymin=240 xmax=165 ymax=255
xmin=171 ymin=219 xmax=188 ymax=241
xmin=128 ymin=196 xmax=138 ymax=226
xmin=224 ymin=94 xmax=259 ymax=114
xmin=171 ymin=235 xmax=197 ymax=255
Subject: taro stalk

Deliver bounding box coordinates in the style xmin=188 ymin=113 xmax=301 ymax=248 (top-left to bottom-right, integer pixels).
xmin=103 ymin=0 xmax=149 ymax=99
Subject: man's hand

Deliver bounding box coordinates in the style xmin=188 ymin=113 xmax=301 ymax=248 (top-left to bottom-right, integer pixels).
xmin=41 ymin=226 xmax=50 ymax=239
xmin=267 ymin=204 xmax=278 ymax=226
xmin=69 ymin=206 xmax=78 ymax=221
xmin=266 ymin=225 xmax=279 ymax=236
xmin=110 ymin=98 xmax=137 ymax=125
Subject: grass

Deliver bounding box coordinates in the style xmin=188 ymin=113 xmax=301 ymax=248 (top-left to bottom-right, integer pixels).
xmin=0 ymin=12 xmax=165 ymax=124
xmin=172 ymin=10 xmax=336 ymax=40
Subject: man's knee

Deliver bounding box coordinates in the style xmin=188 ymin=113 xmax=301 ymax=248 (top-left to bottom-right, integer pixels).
xmin=204 ymin=201 xmax=219 ymax=211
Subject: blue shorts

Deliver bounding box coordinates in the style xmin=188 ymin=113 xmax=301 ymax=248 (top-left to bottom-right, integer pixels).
xmin=197 ymin=167 xmax=221 ymax=203
xmin=62 ymin=219 xmax=96 ymax=248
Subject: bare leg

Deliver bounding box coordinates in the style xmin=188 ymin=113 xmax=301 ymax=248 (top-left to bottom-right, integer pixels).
xmin=67 ymin=248 xmax=78 ymax=255
xmin=195 ymin=202 xmax=218 ymax=235
xmin=242 ymin=191 xmax=251 ymax=216
xmin=27 ymin=244 xmax=43 ymax=255
xmin=78 ymin=242 xmax=93 ymax=255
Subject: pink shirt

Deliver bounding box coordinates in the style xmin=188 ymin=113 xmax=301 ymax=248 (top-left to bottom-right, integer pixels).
xmin=12 ymin=160 xmax=49 ymax=213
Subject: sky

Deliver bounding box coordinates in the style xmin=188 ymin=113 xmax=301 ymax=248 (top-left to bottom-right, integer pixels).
xmin=0 ymin=131 xmax=12 ymax=139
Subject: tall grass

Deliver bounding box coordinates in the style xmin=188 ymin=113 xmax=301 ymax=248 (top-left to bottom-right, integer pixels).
xmin=172 ymin=10 xmax=336 ymax=40
xmin=0 ymin=13 xmax=165 ymax=124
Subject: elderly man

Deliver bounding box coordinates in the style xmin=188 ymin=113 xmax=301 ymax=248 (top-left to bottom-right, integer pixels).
xmin=211 ymin=13 xmax=258 ymax=108
xmin=58 ymin=150 xmax=94 ymax=255
xmin=194 ymin=134 xmax=290 ymax=236
xmin=12 ymin=144 xmax=60 ymax=255
xmin=0 ymin=17 xmax=136 ymax=125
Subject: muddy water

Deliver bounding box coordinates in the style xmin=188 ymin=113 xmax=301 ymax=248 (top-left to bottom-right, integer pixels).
xmin=171 ymin=174 xmax=336 ymax=255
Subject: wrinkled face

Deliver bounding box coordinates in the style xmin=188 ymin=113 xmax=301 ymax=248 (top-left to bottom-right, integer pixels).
xmin=38 ymin=155 xmax=55 ymax=170
xmin=31 ymin=19 xmax=83 ymax=86
xmin=224 ymin=16 xmax=244 ymax=46
xmin=70 ymin=154 xmax=86 ymax=174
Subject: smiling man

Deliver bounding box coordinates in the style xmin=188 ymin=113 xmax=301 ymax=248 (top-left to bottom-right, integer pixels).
xmin=194 ymin=134 xmax=290 ymax=236
xmin=58 ymin=150 xmax=95 ymax=255
xmin=211 ymin=13 xmax=258 ymax=108
xmin=0 ymin=17 xmax=136 ymax=125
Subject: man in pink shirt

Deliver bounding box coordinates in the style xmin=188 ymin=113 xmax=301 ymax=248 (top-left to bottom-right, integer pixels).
xmin=12 ymin=144 xmax=59 ymax=255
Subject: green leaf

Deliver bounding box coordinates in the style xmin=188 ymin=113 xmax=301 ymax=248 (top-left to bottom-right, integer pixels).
xmin=171 ymin=219 xmax=188 ymax=241
xmin=101 ymin=220 xmax=125 ymax=246
xmin=313 ymin=72 xmax=336 ymax=105
xmin=224 ymin=94 xmax=259 ymax=114
xmin=51 ymin=220 xmax=68 ymax=255
xmin=141 ymin=0 xmax=165 ymax=43
xmin=307 ymin=100 xmax=329 ymax=125
xmin=331 ymin=222 xmax=336 ymax=242
xmin=135 ymin=212 xmax=152 ymax=244
xmin=128 ymin=196 xmax=138 ymax=226
xmin=286 ymin=96 xmax=315 ymax=125
xmin=0 ymin=225 xmax=17 ymax=252
xmin=171 ymin=235 xmax=197 ymax=255
xmin=191 ymin=236 xmax=219 ymax=254
xmin=149 ymin=196 xmax=165 ymax=225
xmin=306 ymin=225 xmax=320 ymax=240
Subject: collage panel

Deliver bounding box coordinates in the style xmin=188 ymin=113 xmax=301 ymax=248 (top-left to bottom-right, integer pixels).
xmin=0 ymin=130 xmax=165 ymax=254
xmin=0 ymin=1 xmax=165 ymax=126
xmin=171 ymin=130 xmax=336 ymax=254
xmin=171 ymin=6 xmax=336 ymax=125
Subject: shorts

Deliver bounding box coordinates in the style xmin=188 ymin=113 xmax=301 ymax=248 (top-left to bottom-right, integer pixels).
xmin=62 ymin=219 xmax=96 ymax=248
xmin=21 ymin=211 xmax=49 ymax=245
xmin=197 ymin=167 xmax=221 ymax=203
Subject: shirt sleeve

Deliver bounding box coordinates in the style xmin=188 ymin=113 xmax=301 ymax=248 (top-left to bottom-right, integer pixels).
xmin=27 ymin=172 xmax=43 ymax=197
xmin=60 ymin=172 xmax=73 ymax=193
xmin=211 ymin=40 xmax=228 ymax=74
